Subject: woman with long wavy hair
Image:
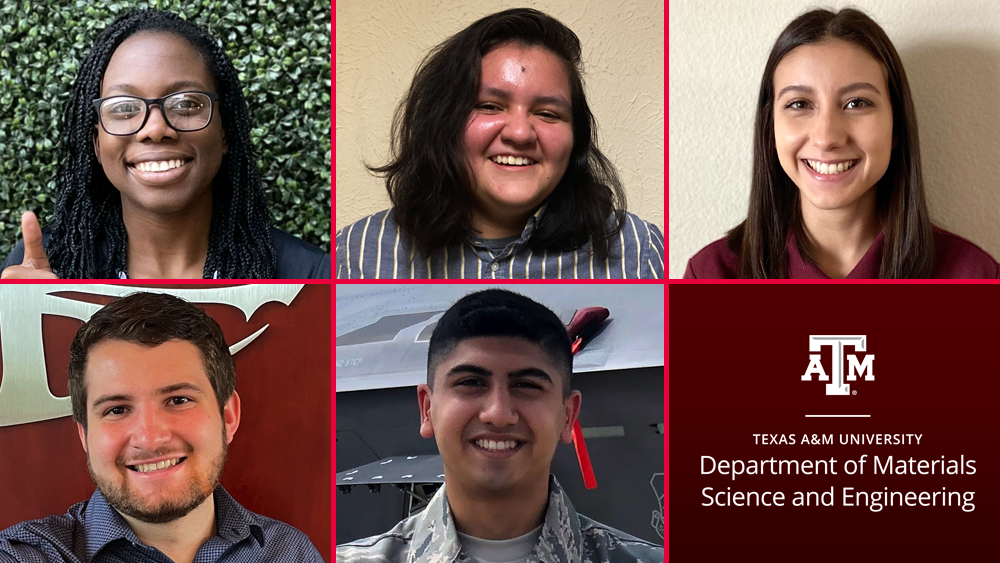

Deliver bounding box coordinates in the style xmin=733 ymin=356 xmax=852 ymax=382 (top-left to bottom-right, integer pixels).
xmin=336 ymin=8 xmax=663 ymax=279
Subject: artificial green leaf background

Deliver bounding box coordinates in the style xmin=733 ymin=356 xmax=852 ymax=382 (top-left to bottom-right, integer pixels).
xmin=0 ymin=0 xmax=331 ymax=259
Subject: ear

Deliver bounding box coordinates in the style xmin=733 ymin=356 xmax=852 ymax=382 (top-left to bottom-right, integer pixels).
xmin=417 ymin=384 xmax=434 ymax=439
xmin=559 ymin=390 xmax=582 ymax=444
xmin=222 ymin=391 xmax=242 ymax=445
xmin=76 ymin=420 xmax=88 ymax=454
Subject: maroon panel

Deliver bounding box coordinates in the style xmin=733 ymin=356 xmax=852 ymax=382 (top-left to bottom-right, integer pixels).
xmin=669 ymin=284 xmax=998 ymax=561
xmin=0 ymin=283 xmax=331 ymax=562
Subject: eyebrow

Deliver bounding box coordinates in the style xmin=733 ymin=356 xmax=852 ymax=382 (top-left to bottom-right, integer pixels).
xmin=103 ymin=80 xmax=208 ymax=96
xmin=479 ymin=86 xmax=572 ymax=112
xmin=90 ymin=382 xmax=207 ymax=411
xmin=509 ymin=367 xmax=554 ymax=385
xmin=776 ymin=82 xmax=882 ymax=100
xmin=444 ymin=364 xmax=554 ymax=385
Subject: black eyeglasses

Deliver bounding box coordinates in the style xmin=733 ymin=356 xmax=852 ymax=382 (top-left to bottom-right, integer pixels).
xmin=93 ymin=91 xmax=219 ymax=136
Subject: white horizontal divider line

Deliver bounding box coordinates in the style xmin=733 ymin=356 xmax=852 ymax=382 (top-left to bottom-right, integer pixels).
xmin=805 ymin=414 xmax=871 ymax=417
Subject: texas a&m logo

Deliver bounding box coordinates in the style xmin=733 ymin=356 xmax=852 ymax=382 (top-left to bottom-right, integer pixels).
xmin=801 ymin=335 xmax=874 ymax=395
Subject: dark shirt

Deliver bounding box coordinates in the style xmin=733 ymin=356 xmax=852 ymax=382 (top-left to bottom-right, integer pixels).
xmin=684 ymin=226 xmax=1000 ymax=279
xmin=1 ymin=228 xmax=330 ymax=279
xmin=336 ymin=206 xmax=665 ymax=279
xmin=0 ymin=487 xmax=323 ymax=563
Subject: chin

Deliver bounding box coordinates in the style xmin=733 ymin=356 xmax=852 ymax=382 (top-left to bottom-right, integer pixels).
xmin=471 ymin=474 xmax=520 ymax=495
xmin=799 ymin=188 xmax=867 ymax=212
xmin=483 ymin=186 xmax=550 ymax=210
xmin=127 ymin=188 xmax=204 ymax=215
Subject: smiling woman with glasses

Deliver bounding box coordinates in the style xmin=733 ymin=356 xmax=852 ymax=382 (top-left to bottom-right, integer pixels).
xmin=0 ymin=9 xmax=330 ymax=279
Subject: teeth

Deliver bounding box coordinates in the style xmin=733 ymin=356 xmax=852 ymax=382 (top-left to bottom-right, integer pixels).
xmin=491 ymin=155 xmax=534 ymax=166
xmin=133 ymin=458 xmax=181 ymax=473
xmin=806 ymin=159 xmax=856 ymax=175
xmin=475 ymin=439 xmax=519 ymax=451
xmin=134 ymin=159 xmax=186 ymax=173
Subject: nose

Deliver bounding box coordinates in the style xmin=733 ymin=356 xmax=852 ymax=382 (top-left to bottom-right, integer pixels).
xmin=811 ymin=106 xmax=847 ymax=151
xmin=129 ymin=405 xmax=172 ymax=451
xmin=499 ymin=107 xmax=537 ymax=146
xmin=135 ymin=104 xmax=179 ymax=143
xmin=479 ymin=386 xmax=519 ymax=427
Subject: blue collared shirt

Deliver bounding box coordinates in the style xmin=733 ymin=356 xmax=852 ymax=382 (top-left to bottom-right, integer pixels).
xmin=0 ymin=487 xmax=323 ymax=562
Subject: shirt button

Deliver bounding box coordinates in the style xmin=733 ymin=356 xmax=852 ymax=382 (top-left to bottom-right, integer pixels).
xmin=491 ymin=263 xmax=499 ymax=272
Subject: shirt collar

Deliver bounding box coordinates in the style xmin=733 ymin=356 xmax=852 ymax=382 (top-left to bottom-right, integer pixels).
xmin=787 ymin=228 xmax=885 ymax=279
xmin=468 ymin=204 xmax=548 ymax=252
xmin=409 ymin=474 xmax=582 ymax=563
xmin=212 ymin=486 xmax=266 ymax=547
xmin=83 ymin=489 xmax=144 ymax=560
xmin=83 ymin=485 xmax=264 ymax=560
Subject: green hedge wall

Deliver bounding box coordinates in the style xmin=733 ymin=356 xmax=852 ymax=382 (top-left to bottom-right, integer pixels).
xmin=0 ymin=0 xmax=331 ymax=260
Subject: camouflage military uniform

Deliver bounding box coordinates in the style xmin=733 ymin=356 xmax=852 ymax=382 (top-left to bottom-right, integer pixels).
xmin=336 ymin=475 xmax=663 ymax=563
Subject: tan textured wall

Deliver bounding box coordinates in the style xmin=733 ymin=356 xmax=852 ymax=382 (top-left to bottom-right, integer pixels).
xmin=336 ymin=0 xmax=664 ymax=233
xmin=669 ymin=0 xmax=1000 ymax=278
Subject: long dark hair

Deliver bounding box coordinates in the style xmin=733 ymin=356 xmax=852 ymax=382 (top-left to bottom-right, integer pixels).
xmin=727 ymin=8 xmax=933 ymax=278
xmin=48 ymin=9 xmax=276 ymax=278
xmin=369 ymin=8 xmax=626 ymax=260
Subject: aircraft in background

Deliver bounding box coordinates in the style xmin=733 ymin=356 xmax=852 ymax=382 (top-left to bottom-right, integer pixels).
xmin=336 ymin=284 xmax=664 ymax=544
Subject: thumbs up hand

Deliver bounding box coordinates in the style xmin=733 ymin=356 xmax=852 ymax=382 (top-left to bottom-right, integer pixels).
xmin=1 ymin=211 xmax=59 ymax=279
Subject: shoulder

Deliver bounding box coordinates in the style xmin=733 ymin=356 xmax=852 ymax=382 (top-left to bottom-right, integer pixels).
xmin=579 ymin=514 xmax=664 ymax=563
xmin=931 ymin=226 xmax=1000 ymax=279
xmin=618 ymin=212 xmax=663 ymax=244
xmin=243 ymin=512 xmax=324 ymax=561
xmin=615 ymin=212 xmax=664 ymax=279
xmin=335 ymin=513 xmax=418 ymax=562
xmin=335 ymin=209 xmax=402 ymax=279
xmin=269 ymin=227 xmax=331 ymax=279
xmin=0 ymin=501 xmax=87 ymax=562
xmin=685 ymin=236 xmax=739 ymax=279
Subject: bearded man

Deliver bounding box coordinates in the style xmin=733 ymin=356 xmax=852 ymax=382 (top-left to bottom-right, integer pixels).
xmin=0 ymin=292 xmax=322 ymax=563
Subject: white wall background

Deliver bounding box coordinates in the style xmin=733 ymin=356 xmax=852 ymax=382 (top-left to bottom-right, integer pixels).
xmin=337 ymin=0 xmax=664 ymax=234
xmin=669 ymin=0 xmax=1000 ymax=278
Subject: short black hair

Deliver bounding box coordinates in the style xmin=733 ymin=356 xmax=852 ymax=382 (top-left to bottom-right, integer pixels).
xmin=427 ymin=289 xmax=572 ymax=397
xmin=369 ymin=8 xmax=627 ymax=261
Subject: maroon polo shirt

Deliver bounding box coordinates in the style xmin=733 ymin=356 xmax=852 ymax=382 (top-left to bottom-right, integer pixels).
xmin=684 ymin=226 xmax=999 ymax=279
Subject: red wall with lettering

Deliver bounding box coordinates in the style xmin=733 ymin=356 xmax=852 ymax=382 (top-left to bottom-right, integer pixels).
xmin=0 ymin=283 xmax=331 ymax=561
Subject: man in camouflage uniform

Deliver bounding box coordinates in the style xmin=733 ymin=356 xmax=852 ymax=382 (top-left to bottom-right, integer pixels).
xmin=337 ymin=289 xmax=663 ymax=563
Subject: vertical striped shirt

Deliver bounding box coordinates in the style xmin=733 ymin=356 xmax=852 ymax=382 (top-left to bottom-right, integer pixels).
xmin=336 ymin=207 xmax=664 ymax=279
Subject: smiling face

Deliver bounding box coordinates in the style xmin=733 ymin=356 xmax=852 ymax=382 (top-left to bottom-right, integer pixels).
xmin=95 ymin=31 xmax=227 ymax=217
xmin=773 ymin=39 xmax=894 ymax=217
xmin=77 ymin=339 xmax=239 ymax=523
xmin=418 ymin=337 xmax=580 ymax=497
xmin=462 ymin=44 xmax=575 ymax=232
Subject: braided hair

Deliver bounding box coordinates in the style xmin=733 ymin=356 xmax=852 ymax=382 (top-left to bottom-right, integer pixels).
xmin=47 ymin=9 xmax=277 ymax=279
